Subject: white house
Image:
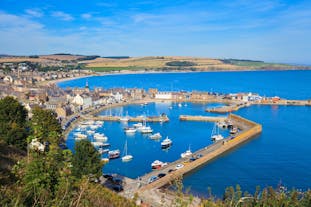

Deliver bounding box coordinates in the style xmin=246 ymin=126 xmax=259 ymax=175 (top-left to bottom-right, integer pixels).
xmin=112 ymin=92 xmax=123 ymax=102
xmin=155 ymin=92 xmax=172 ymax=99
xmin=72 ymin=94 xmax=92 ymax=109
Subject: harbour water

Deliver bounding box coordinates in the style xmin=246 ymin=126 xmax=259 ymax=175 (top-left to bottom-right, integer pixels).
xmin=58 ymin=70 xmax=311 ymax=99
xmin=61 ymin=70 xmax=311 ymax=197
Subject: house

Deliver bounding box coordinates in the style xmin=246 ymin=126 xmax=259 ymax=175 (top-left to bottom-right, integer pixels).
xmin=155 ymin=92 xmax=172 ymax=99
xmin=55 ymin=105 xmax=72 ymax=118
xmin=112 ymin=92 xmax=123 ymax=102
xmin=72 ymin=94 xmax=92 ymax=109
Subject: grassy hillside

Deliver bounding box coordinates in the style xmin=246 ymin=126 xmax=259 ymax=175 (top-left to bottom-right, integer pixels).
xmin=83 ymin=56 xmax=307 ymax=72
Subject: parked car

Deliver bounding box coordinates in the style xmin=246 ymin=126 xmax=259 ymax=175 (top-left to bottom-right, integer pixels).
xmin=148 ymin=176 xmax=158 ymax=184
xmin=157 ymin=173 xmax=166 ymax=178
xmin=112 ymin=184 xmax=123 ymax=192
xmin=175 ymin=164 xmax=184 ymax=170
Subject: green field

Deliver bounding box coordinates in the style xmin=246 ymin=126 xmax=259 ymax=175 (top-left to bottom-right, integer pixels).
xmin=86 ymin=66 xmax=145 ymax=72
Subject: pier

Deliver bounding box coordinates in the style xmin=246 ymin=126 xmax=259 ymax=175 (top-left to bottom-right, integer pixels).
xmin=179 ymin=115 xmax=226 ymax=122
xmin=135 ymin=113 xmax=262 ymax=205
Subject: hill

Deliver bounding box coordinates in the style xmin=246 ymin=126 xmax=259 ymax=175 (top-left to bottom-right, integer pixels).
xmin=82 ymin=56 xmax=310 ymax=72
xmin=1 ymin=54 xmax=310 ymax=72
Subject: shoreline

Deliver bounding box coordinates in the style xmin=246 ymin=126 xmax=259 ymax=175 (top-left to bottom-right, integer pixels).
xmin=51 ymin=68 xmax=311 ymax=86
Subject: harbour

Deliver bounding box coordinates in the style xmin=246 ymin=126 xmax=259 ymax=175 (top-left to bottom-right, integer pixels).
xmin=61 ymin=71 xmax=311 ymax=199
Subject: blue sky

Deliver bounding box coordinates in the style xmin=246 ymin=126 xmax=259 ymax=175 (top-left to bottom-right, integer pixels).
xmin=0 ymin=0 xmax=311 ymax=64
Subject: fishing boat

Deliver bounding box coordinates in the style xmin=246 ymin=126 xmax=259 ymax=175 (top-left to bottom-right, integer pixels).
xmin=181 ymin=146 xmax=192 ymax=158
xmin=211 ymin=123 xmax=224 ymax=142
xmin=149 ymin=132 xmax=162 ymax=140
xmin=161 ymin=137 xmax=172 ymax=148
xmin=121 ymin=140 xmax=133 ymax=162
xmin=151 ymin=160 xmax=168 ymax=169
xmin=124 ymin=127 xmax=137 ymax=134
xmin=108 ymin=149 xmax=120 ymax=159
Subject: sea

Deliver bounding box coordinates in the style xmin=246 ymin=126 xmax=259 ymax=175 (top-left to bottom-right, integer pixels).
xmin=60 ymin=70 xmax=311 ymax=197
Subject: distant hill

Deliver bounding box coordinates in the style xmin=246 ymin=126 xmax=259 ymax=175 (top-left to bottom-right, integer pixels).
xmin=0 ymin=54 xmax=310 ymax=71
xmin=82 ymin=56 xmax=311 ymax=72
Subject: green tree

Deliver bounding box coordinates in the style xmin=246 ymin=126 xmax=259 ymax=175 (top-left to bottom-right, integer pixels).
xmin=29 ymin=107 xmax=62 ymax=145
xmin=0 ymin=96 xmax=28 ymax=149
xmin=72 ymin=140 xmax=102 ymax=178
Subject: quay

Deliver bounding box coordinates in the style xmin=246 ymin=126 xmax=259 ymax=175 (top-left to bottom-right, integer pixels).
xmin=135 ymin=113 xmax=262 ymax=206
xmin=206 ymin=103 xmax=249 ymax=113
xmin=179 ymin=115 xmax=226 ymax=122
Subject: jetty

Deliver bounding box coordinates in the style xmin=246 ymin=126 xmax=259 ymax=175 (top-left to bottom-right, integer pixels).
xmin=136 ymin=113 xmax=262 ymax=205
xmin=206 ymin=103 xmax=249 ymax=113
xmin=179 ymin=115 xmax=226 ymax=122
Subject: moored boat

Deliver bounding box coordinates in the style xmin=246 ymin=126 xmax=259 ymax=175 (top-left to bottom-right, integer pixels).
xmin=108 ymin=149 xmax=120 ymax=159
xmin=94 ymin=133 xmax=108 ymax=142
xmin=98 ymin=148 xmax=109 ymax=154
xmin=141 ymin=126 xmax=153 ymax=134
xmin=161 ymin=136 xmax=172 ymax=148
xmin=181 ymin=146 xmax=192 ymax=158
xmin=151 ymin=160 xmax=168 ymax=169
xmin=149 ymin=132 xmax=162 ymax=140
xmin=124 ymin=127 xmax=137 ymax=134
xmin=211 ymin=123 xmax=224 ymax=142
xmin=121 ymin=140 xmax=133 ymax=162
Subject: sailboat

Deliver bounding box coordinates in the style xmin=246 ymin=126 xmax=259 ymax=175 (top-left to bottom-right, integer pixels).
xmin=211 ymin=123 xmax=224 ymax=142
xmin=121 ymin=140 xmax=133 ymax=162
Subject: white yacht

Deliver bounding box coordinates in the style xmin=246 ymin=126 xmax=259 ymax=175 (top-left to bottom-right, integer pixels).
xmin=161 ymin=137 xmax=172 ymax=148
xmin=141 ymin=126 xmax=153 ymax=134
xmin=149 ymin=132 xmax=162 ymax=140
xmin=124 ymin=127 xmax=137 ymax=134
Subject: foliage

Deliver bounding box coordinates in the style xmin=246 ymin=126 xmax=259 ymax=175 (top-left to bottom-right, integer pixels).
xmin=29 ymin=107 xmax=62 ymax=145
xmin=0 ymin=96 xmax=28 ymax=149
xmin=166 ymin=61 xmax=197 ymax=67
xmin=77 ymin=55 xmax=100 ymax=61
xmin=72 ymin=139 xmax=102 ymax=179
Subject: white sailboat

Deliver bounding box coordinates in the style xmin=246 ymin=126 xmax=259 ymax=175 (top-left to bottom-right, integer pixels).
xmin=121 ymin=140 xmax=133 ymax=162
xmin=211 ymin=123 xmax=224 ymax=142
